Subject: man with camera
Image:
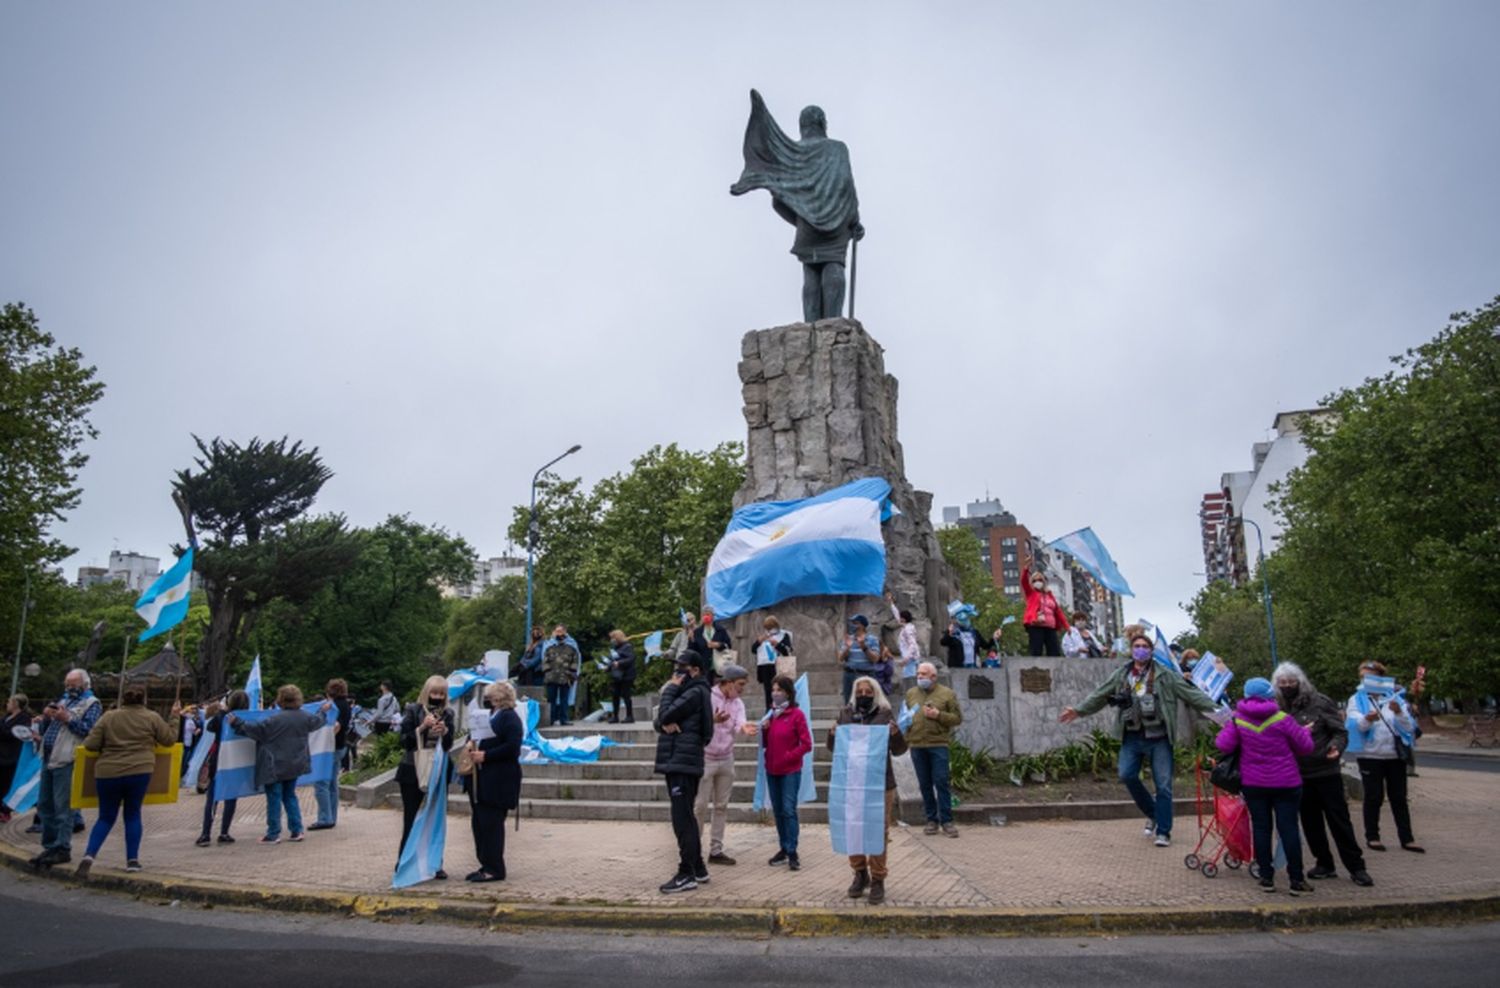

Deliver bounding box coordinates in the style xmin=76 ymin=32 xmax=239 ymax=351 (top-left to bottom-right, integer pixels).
xmin=653 ymin=650 xmax=714 ymax=894
xmin=31 ymin=669 xmax=102 ymax=868
xmin=1060 ymin=633 xmax=1218 ymax=847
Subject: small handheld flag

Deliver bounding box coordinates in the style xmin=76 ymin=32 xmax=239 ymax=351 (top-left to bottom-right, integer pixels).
xmin=244 ymin=656 xmax=263 ymax=711
xmin=135 ymin=548 xmax=194 ymax=642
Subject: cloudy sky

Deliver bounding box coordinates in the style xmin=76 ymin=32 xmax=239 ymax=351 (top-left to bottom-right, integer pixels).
xmin=6 ymin=1 xmax=1498 ymax=633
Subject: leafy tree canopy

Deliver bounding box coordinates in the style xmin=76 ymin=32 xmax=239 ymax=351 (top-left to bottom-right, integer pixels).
xmin=935 ymin=527 xmax=1024 ymax=652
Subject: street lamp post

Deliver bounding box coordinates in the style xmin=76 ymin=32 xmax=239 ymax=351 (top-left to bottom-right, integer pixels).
xmin=1237 ymin=516 xmax=1280 ymax=673
xmin=524 ymin=444 xmax=582 ymax=651
xmin=9 ymin=569 xmax=32 ymax=698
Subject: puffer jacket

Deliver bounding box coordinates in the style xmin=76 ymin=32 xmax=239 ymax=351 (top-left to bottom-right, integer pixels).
xmin=1216 ymin=696 xmax=1314 ymax=789
xmin=653 ymin=676 xmax=712 ymax=777
xmin=1280 ymin=689 xmax=1348 ymax=780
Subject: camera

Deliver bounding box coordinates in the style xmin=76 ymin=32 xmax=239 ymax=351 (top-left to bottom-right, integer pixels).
xmin=1106 ymin=689 xmax=1131 ymax=709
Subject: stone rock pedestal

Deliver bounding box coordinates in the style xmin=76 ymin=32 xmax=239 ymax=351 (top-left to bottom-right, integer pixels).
xmin=726 ymin=318 xmax=954 ymax=697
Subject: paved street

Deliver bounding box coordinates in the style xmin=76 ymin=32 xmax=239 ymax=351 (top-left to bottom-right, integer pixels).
xmin=0 ymin=870 xmax=1495 ymax=987
xmin=3 ymin=763 xmax=1495 ymax=914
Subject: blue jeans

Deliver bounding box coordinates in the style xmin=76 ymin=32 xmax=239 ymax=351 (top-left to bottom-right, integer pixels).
xmin=38 ymin=763 xmax=75 ymax=852
xmin=264 ymin=779 xmax=303 ymax=839
xmin=1119 ymin=731 xmax=1175 ymax=836
xmin=546 ymin=683 xmax=571 ymax=725
xmin=1244 ymin=785 xmax=1305 ymax=883
xmin=909 ymin=745 xmax=953 ymax=824
xmin=313 ymin=750 xmax=345 ymax=825
xmin=85 ymin=772 xmax=150 ymax=860
xmin=766 ymin=771 xmax=801 ymax=853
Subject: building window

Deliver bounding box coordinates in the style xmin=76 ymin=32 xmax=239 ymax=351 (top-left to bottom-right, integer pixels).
xmin=1003 ymin=584 xmax=1020 ymax=595
xmin=1001 ymin=537 xmax=1016 ymax=547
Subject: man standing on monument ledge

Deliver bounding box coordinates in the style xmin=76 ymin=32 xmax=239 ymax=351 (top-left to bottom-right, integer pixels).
xmin=731 ymin=89 xmax=864 ymax=323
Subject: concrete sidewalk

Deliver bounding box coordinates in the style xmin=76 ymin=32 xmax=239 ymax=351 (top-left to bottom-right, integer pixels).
xmin=3 ymin=765 xmax=1496 ymax=932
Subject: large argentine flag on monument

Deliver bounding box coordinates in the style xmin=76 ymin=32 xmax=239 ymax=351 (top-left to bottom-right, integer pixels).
xmin=1046 ymin=528 xmax=1134 ymax=597
xmin=705 ymin=477 xmax=892 ymax=618
xmin=135 ymin=548 xmax=194 ymax=641
xmin=829 ymin=723 xmax=890 ymax=856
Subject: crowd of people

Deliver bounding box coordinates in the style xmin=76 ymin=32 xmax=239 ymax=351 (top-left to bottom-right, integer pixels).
xmin=2 ymin=612 xmax=1428 ymax=906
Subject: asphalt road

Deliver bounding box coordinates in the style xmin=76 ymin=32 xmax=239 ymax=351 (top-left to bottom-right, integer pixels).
xmin=1410 ymin=752 xmax=1500 ymax=774
xmin=1 ymin=870 xmax=1495 ymax=987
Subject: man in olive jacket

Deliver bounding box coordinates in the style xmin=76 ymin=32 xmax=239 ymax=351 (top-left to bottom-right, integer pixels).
xmin=1060 ymin=632 xmax=1218 ymax=847
xmin=903 ymin=661 xmax=963 ymax=836
xmin=1274 ymin=661 xmax=1373 ymax=886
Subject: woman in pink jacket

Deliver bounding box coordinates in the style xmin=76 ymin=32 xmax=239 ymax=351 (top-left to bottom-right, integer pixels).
xmin=1217 ymin=677 xmax=1315 ymax=895
xmin=762 ymin=675 xmax=812 ymax=871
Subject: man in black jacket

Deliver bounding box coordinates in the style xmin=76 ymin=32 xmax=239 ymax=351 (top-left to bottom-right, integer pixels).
xmin=654 ymin=651 xmax=713 ymax=894
xmin=1275 ymin=662 xmax=1373 ymax=887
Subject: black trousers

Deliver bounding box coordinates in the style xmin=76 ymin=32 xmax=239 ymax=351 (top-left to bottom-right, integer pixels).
xmin=1298 ymin=773 xmax=1364 ymax=873
xmin=665 ymin=772 xmax=704 ymax=876
xmin=610 ymin=680 xmax=634 ymax=721
xmin=1357 ymin=757 xmax=1415 ymax=844
xmin=470 ymin=802 xmax=508 ymax=878
xmin=0 ymin=760 xmax=16 ymax=811
xmin=758 ymin=663 xmax=777 ymax=710
xmin=397 ymin=777 xmax=423 ymax=861
xmin=1244 ymin=784 xmax=1305 ymax=883
xmin=1027 ymin=626 xmax=1061 ymax=657
xmin=200 ymin=774 xmax=237 ymax=838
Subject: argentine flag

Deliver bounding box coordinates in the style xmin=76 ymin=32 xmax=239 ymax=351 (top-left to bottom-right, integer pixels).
xmin=244 ymin=656 xmax=263 ymax=710
xmin=3 ymin=741 xmax=41 ymax=814
xmin=642 ymin=630 xmax=664 ymax=661
xmin=1046 ymin=528 xmax=1133 ymax=597
xmin=212 ymin=704 xmax=339 ymax=802
xmin=393 ymin=743 xmax=449 ymax=888
xmin=706 ymin=477 xmax=892 ymax=618
xmin=135 ymin=548 xmax=194 ymax=642
xmin=829 ymin=723 xmax=890 ymax=856
xmin=1153 ymin=626 xmax=1182 ymax=674
xmin=516 ymin=697 xmax=614 ymax=765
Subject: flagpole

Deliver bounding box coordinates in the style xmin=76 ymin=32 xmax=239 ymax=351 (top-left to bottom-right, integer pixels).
xmin=117 ymin=634 xmax=131 ymax=709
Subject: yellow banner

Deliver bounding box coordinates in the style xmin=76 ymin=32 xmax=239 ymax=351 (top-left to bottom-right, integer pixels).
xmin=70 ymin=744 xmax=184 ymax=809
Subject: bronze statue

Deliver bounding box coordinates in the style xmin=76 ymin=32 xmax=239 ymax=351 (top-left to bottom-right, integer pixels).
xmin=731 ymin=89 xmax=864 ymax=323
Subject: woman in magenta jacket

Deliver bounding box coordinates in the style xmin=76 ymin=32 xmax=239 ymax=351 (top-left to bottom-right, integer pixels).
xmin=1217 ymin=677 xmax=1316 ymax=895
xmin=762 ymin=674 xmax=813 ymax=871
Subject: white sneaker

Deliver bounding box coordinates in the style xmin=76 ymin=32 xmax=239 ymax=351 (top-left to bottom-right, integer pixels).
xmin=1154 ymin=834 xmax=1171 ymax=847
xmin=1142 ymin=823 xmax=1156 ymax=839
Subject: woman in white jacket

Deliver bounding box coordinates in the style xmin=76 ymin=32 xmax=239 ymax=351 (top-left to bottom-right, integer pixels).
xmin=1345 ymin=661 xmax=1422 ymax=853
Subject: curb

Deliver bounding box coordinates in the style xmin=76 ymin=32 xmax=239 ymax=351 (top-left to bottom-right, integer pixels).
xmin=5 ymin=837 xmax=1498 ymax=938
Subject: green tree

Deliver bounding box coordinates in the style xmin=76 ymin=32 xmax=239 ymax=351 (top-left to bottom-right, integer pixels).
xmin=443 ymin=575 xmax=528 ymax=669
xmin=174 ymin=435 xmax=359 ymax=696
xmin=935 ymin=527 xmax=1024 ymax=652
xmin=1270 ymin=298 xmax=1500 ymax=703
xmin=0 ymin=303 xmax=105 ymax=638
xmin=1181 ymin=574 xmax=1288 ymax=683
xmin=247 ymin=515 xmax=475 ymax=700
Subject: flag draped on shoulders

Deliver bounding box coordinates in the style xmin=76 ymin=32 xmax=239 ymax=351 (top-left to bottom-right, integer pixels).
xmin=392 ymin=744 xmax=449 ymax=888
xmin=751 ymin=673 xmax=818 ymax=809
xmin=212 ymin=704 xmax=338 ymax=801
xmin=706 ymin=478 xmax=892 ymax=618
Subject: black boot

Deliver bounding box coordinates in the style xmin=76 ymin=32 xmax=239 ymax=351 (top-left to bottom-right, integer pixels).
xmin=847 ymin=869 xmax=870 ymax=898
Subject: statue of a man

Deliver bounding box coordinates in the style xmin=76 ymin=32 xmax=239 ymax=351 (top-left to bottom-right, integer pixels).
xmin=731 ymin=90 xmax=864 ymax=323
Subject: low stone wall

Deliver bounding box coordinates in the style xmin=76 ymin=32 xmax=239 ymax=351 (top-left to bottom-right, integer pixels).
xmin=945 ymin=659 xmax=1203 ymax=758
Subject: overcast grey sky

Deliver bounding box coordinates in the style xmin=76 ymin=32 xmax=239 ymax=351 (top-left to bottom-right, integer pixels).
xmin=5 ymin=1 xmax=1498 ymax=634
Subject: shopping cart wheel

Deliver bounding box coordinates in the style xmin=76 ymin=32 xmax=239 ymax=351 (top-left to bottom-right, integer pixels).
xmin=1201 ymin=861 xmax=1218 ymax=878
xmin=1224 ymin=854 xmax=1241 ymax=869
xmin=1248 ymin=861 xmax=1263 ymax=880
xmin=1184 ymin=853 xmax=1201 ymax=870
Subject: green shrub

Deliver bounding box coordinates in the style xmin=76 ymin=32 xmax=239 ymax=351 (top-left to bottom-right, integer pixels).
xmin=948 ymin=739 xmax=1001 ymax=794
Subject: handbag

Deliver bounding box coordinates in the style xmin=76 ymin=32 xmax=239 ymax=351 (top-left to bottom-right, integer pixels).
xmin=775 ymin=654 xmax=798 ymax=678
xmin=1209 ymin=749 xmax=1242 ymax=795
xmin=414 ymin=747 xmax=435 ymax=791
xmin=452 ymin=743 xmax=475 ymax=778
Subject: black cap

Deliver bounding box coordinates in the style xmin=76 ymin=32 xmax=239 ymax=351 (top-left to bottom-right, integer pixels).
xmin=675 ymin=651 xmax=706 ymax=671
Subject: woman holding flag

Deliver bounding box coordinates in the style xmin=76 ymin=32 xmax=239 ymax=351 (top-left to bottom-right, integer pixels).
xmin=196 ymin=690 xmax=248 ymax=847
xmin=1346 ymin=661 xmax=1422 ymax=853
xmin=763 ymin=675 xmax=812 ymax=871
xmin=397 ymin=675 xmax=455 ymax=876
xmin=827 ymin=676 xmax=907 ymax=904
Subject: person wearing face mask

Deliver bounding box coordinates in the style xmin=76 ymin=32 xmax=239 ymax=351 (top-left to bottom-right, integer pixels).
xmin=394 ymin=675 xmax=454 ymax=876
xmin=1020 ymin=555 xmax=1070 ymax=657
xmin=828 ymin=676 xmax=909 ymax=903
xmin=689 ymin=605 xmax=732 ymax=668
xmin=31 ymin=669 xmax=102 ymax=869
xmin=1061 ymin=613 xmax=1105 ymax=658
xmin=1273 ymin=662 xmax=1373 ymax=887
xmin=762 ymin=675 xmax=813 ymax=870
xmin=904 ymin=661 xmax=963 ymax=837
xmin=654 ymin=651 xmax=715 ymax=894
xmin=605 ymin=629 xmax=637 ymax=723
xmin=837 ymin=614 xmax=881 ymax=701
xmin=695 ymin=664 xmax=759 ymax=866
xmin=542 ymin=625 xmax=582 ymax=726
xmin=939 ymin=604 xmax=993 ymax=670
xmin=1060 ymin=633 xmax=1219 ymax=847
xmin=752 ymin=615 xmax=794 ymax=711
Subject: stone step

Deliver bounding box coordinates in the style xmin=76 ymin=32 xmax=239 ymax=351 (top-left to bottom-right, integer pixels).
xmin=520 ymin=777 xmax=821 ymax=803
xmin=433 ymin=795 xmax=833 ymax=825
xmin=588 ymin=742 xmax=833 ymax=764
xmin=536 ymin=720 xmax=840 ymax=742
xmin=521 ymin=759 xmax=832 ymax=782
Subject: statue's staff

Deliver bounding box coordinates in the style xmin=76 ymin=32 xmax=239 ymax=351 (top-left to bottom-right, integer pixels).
xmin=849 ymin=236 xmax=858 ymax=320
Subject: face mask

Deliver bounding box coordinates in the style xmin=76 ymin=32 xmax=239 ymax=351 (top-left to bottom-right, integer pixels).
xmin=1280 ymin=684 xmax=1300 ymax=700
xmin=554 ymin=635 xmax=566 ymax=642
xmin=64 ymin=687 xmax=82 ymax=699
xmin=855 ymin=695 xmax=874 ymax=713
xmin=701 ymin=615 xmax=713 ymax=626
xmin=772 ymin=692 xmax=788 ymax=707
xmin=1131 ymin=646 xmax=1151 ymax=661
xmin=917 ymin=677 xmax=935 ymax=691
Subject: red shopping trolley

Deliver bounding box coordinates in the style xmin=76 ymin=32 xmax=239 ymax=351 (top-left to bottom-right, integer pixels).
xmin=1183 ymin=757 xmax=1253 ymax=878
